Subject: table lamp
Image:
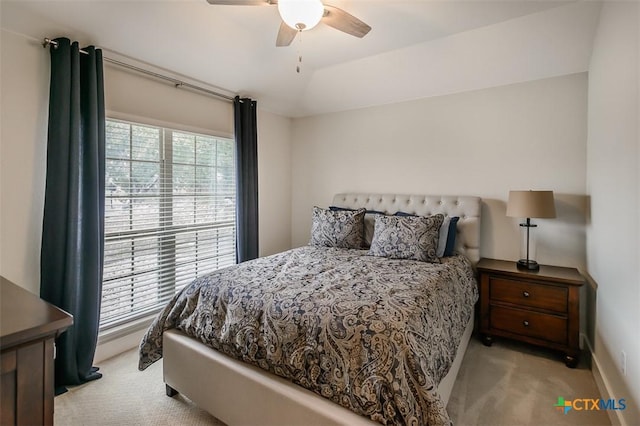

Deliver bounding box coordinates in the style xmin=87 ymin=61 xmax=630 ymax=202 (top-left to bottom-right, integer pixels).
xmin=506 ymin=190 xmax=556 ymax=271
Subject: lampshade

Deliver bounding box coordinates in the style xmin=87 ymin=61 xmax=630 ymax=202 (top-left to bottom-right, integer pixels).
xmin=278 ymin=0 xmax=324 ymax=31
xmin=506 ymin=190 xmax=556 ymax=219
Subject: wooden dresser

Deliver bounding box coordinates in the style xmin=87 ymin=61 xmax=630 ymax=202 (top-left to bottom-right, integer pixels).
xmin=0 ymin=276 xmax=73 ymax=425
xmin=477 ymin=258 xmax=584 ymax=368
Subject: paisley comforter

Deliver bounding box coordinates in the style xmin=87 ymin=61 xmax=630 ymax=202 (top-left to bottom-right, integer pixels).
xmin=139 ymin=246 xmax=478 ymax=425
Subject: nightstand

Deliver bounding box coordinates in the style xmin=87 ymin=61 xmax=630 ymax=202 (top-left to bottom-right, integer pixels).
xmin=477 ymin=258 xmax=584 ymax=368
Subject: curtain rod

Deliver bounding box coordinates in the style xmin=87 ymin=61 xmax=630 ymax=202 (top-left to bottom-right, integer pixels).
xmin=42 ymin=38 xmax=235 ymax=103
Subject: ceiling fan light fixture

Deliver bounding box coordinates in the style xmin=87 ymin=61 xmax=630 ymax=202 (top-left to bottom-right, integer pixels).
xmin=277 ymin=0 xmax=324 ymax=31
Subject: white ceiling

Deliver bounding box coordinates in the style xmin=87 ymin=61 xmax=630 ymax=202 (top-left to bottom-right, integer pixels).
xmin=1 ymin=0 xmax=601 ymax=117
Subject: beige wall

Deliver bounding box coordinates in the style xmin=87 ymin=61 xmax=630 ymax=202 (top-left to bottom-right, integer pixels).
xmin=0 ymin=29 xmax=292 ymax=296
xmin=587 ymin=2 xmax=640 ymax=423
xmin=0 ymin=30 xmax=49 ymax=294
xmin=257 ymin=109 xmax=292 ymax=256
xmin=104 ymin=64 xmax=233 ymax=138
xmin=291 ymin=73 xmax=588 ymax=270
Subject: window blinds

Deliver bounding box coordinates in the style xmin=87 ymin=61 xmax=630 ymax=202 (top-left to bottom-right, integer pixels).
xmin=101 ymin=119 xmax=236 ymax=330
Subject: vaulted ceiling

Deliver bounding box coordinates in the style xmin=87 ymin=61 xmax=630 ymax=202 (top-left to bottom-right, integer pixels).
xmin=1 ymin=0 xmax=600 ymax=117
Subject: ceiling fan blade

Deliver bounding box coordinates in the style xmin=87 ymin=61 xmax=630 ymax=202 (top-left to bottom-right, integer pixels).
xmin=276 ymin=21 xmax=298 ymax=47
xmin=206 ymin=0 xmax=275 ymax=5
xmin=322 ymin=5 xmax=371 ymax=38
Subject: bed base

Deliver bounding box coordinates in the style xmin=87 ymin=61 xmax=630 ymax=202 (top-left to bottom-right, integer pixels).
xmin=162 ymin=316 xmax=474 ymax=425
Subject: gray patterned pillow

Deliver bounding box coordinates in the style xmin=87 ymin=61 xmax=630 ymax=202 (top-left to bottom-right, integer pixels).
xmin=309 ymin=206 xmax=366 ymax=249
xmin=368 ymin=214 xmax=444 ymax=262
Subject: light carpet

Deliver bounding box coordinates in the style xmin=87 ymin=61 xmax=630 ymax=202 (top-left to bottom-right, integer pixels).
xmin=448 ymin=337 xmax=611 ymax=426
xmin=55 ymin=348 xmax=222 ymax=425
xmin=55 ymin=335 xmax=610 ymax=425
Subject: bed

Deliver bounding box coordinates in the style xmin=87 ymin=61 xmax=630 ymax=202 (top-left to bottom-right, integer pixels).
xmin=139 ymin=193 xmax=481 ymax=425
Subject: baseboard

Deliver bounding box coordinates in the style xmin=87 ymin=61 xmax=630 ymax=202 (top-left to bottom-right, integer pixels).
xmin=581 ymin=333 xmax=626 ymax=426
xmin=94 ymin=326 xmax=148 ymax=364
xmin=93 ymin=315 xmax=155 ymax=363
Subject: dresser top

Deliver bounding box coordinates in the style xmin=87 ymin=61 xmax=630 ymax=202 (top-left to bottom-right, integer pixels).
xmin=0 ymin=276 xmax=73 ymax=349
xmin=477 ymin=258 xmax=584 ymax=286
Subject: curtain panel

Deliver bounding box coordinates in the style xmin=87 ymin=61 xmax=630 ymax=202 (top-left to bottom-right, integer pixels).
xmin=233 ymin=96 xmax=259 ymax=263
xmin=40 ymin=37 xmax=105 ymax=390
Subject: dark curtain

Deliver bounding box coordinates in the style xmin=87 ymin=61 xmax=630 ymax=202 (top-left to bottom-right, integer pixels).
xmin=233 ymin=96 xmax=259 ymax=262
xmin=40 ymin=38 xmax=105 ymax=391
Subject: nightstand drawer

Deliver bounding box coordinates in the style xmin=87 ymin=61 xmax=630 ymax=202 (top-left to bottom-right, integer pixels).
xmin=490 ymin=305 xmax=567 ymax=344
xmin=489 ymin=277 xmax=567 ymax=313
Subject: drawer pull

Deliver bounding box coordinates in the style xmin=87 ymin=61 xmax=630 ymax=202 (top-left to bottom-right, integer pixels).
xmin=523 ymin=291 xmax=530 ymax=298
xmin=523 ymin=320 xmax=530 ymax=327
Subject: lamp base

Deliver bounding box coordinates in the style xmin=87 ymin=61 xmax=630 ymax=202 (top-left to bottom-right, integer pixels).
xmin=517 ymin=259 xmax=539 ymax=271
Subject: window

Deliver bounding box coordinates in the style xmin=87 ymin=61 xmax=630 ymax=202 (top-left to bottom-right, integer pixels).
xmin=101 ymin=119 xmax=236 ymax=331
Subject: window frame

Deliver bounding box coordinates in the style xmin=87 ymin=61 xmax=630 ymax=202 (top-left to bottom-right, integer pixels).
xmin=100 ymin=116 xmax=236 ymax=334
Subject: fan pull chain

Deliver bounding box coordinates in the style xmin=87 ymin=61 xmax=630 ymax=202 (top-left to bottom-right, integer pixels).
xmin=296 ymin=30 xmax=303 ymax=74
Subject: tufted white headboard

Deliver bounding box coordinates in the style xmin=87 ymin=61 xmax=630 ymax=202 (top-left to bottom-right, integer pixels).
xmin=331 ymin=193 xmax=482 ymax=265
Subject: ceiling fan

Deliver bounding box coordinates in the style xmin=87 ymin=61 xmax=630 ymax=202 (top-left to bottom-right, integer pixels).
xmin=206 ymin=0 xmax=372 ymax=47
